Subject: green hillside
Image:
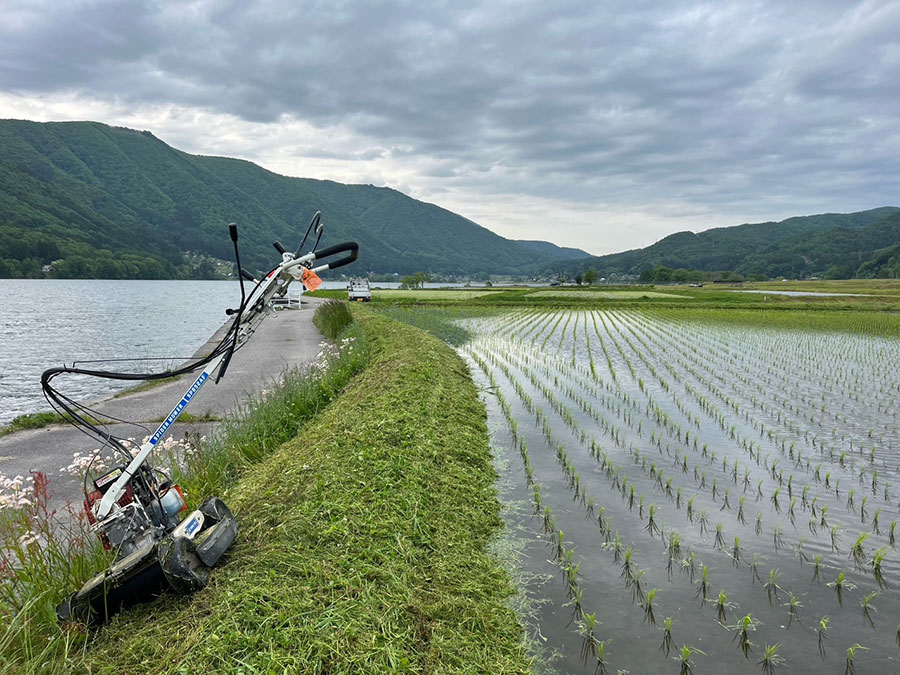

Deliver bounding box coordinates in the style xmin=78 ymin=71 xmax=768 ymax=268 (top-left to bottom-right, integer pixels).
xmin=515 ymin=239 xmax=590 ymax=260
xmin=547 ymin=207 xmax=900 ymax=280
xmin=0 ymin=120 xmax=556 ymax=278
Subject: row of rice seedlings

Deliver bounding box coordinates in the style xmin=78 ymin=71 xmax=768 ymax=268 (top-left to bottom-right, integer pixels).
xmin=495 ymin=311 xmax=884 ymax=614
xmin=600 ymin=311 xmax=900 ymax=636
xmin=467 ymin=340 xmax=732 ymax=672
xmin=488 ymin=325 xmax=802 ymax=585
xmin=467 ymin=347 xmax=615 ymax=673
xmin=642 ymin=317 xmax=890 ymax=492
xmin=472 ymin=316 xmax=872 ymax=672
xmin=643 ymin=309 xmax=898 ymax=466
xmin=474 ymin=309 xmax=900 ymax=669
xmin=475 ymin=338 xmax=783 ymax=633
xmin=609 ymin=311 xmax=899 ymax=563
xmin=482 ymin=314 xmax=840 ymax=572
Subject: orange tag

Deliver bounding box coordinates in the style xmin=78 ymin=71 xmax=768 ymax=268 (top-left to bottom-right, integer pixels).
xmin=301 ymin=267 xmax=322 ymax=291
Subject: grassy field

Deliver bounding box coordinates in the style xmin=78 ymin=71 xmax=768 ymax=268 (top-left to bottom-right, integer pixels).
xmin=526 ymin=289 xmax=693 ymax=299
xmin=372 ymin=289 xmax=505 ymax=300
xmin=314 ymin=278 xmax=900 ymax=310
xmin=72 ymin=308 xmax=529 ymax=673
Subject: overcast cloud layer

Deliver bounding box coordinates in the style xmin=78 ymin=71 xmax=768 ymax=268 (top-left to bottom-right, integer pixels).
xmin=2 ymin=0 xmax=898 ymax=254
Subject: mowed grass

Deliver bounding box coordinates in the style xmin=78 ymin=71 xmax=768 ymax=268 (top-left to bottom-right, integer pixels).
xmin=78 ymin=309 xmax=529 ymax=673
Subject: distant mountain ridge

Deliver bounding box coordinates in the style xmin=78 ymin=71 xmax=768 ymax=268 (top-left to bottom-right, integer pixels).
xmin=0 ymin=119 xmax=575 ymax=278
xmin=2 ymin=119 xmax=897 ymax=281
xmin=515 ymin=240 xmax=591 ymax=260
xmin=547 ymin=207 xmax=900 ymax=280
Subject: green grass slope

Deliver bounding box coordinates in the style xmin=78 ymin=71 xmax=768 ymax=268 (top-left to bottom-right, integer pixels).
xmin=78 ymin=310 xmax=529 ymax=674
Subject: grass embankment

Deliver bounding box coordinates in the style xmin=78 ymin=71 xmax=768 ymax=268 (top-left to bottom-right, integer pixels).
xmin=79 ymin=307 xmax=529 ymax=673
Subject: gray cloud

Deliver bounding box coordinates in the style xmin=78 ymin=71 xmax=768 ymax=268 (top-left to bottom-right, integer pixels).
xmin=1 ymin=0 xmax=898 ymax=253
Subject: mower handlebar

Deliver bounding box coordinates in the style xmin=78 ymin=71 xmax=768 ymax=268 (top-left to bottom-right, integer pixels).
xmin=309 ymin=241 xmax=359 ymax=270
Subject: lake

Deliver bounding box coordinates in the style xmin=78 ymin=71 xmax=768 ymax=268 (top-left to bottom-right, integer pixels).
xmin=0 ymin=280 xmax=239 ymax=426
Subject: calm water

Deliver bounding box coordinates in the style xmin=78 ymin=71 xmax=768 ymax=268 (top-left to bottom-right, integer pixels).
xmin=0 ymin=280 xmax=240 ymax=426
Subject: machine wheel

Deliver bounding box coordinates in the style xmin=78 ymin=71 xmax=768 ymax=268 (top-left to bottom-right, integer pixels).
xmin=158 ymin=535 xmax=209 ymax=593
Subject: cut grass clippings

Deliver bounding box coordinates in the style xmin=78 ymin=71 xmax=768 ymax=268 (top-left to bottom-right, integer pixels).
xmin=78 ymin=308 xmax=530 ymax=673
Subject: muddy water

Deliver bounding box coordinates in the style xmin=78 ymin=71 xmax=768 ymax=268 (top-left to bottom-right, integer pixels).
xmin=463 ymin=309 xmax=900 ymax=674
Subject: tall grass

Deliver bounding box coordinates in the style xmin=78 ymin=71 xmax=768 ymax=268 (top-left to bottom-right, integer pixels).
xmin=312 ymin=298 xmax=354 ymax=339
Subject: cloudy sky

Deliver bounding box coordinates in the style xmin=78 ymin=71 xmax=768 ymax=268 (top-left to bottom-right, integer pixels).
xmin=2 ymin=0 xmax=898 ymax=255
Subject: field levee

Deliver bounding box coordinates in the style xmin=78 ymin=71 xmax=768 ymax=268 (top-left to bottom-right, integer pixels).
xmin=78 ymin=307 xmax=530 ymax=673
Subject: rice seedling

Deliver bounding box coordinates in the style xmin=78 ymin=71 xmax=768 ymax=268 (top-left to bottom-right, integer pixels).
xmin=675 ymin=645 xmax=704 ymax=675
xmin=844 ymin=643 xmax=867 ymax=675
xmin=771 ymin=486 xmax=782 ymax=512
xmin=681 ymin=551 xmax=697 ymax=581
xmin=579 ymin=611 xmax=599 ymax=661
xmin=750 ymin=553 xmax=762 ymax=584
xmin=860 ymin=590 xmax=879 ymax=628
xmin=715 ymin=589 xmax=735 ymax=623
xmin=730 ymin=613 xmax=758 ymax=658
xmin=773 ymin=524 xmax=784 ymax=552
xmin=631 ymin=568 xmax=646 ymax=604
xmin=659 ymin=617 xmax=675 ymax=656
xmin=595 ymin=639 xmax=611 ymax=675
xmin=646 ymin=504 xmax=660 ymax=536
xmin=765 ymin=569 xmax=781 ymax=604
xmin=758 ymin=643 xmax=785 ymax=675
xmin=811 ymin=554 xmax=822 ymax=583
xmin=732 ymin=537 xmax=742 ymax=566
xmin=851 ymin=532 xmax=870 ymax=569
xmin=714 ymin=522 xmax=725 ymax=549
xmin=784 ymin=591 xmax=802 ymax=627
xmin=816 ymin=616 xmax=830 ymax=659
xmin=620 ymin=544 xmax=635 ymax=582
xmin=828 ymin=570 xmax=856 ymax=606
xmin=696 ymin=565 xmax=711 ymax=605
xmin=871 ymin=546 xmax=889 ymax=588
xmin=642 ymin=588 xmax=659 ymax=625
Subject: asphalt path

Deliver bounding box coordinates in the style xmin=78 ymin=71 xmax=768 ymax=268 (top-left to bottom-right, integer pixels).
xmin=0 ymin=298 xmax=325 ymax=509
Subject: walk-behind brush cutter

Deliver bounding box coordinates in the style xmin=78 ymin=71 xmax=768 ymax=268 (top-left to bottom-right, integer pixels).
xmin=46 ymin=213 xmax=359 ymax=624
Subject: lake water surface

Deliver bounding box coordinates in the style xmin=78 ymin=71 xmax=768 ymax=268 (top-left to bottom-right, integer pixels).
xmin=0 ymin=280 xmax=239 ymax=426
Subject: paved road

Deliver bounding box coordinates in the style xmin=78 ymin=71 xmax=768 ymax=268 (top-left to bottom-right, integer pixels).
xmin=0 ymin=299 xmax=325 ymax=508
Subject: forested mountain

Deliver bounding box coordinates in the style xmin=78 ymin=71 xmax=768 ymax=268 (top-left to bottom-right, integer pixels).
xmin=3 ymin=119 xmax=897 ymax=281
xmin=0 ymin=120 xmax=570 ymax=278
xmin=514 ymin=240 xmax=591 ymax=260
xmin=547 ymin=207 xmax=900 ymax=280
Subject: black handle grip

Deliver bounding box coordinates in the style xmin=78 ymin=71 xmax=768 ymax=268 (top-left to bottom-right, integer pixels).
xmin=313 ymin=241 xmax=359 ymax=270
xmin=240 ymin=268 xmax=256 ymax=282
xmin=229 ymin=223 xmax=239 ymax=242
xmin=273 ymin=241 xmax=286 ymax=254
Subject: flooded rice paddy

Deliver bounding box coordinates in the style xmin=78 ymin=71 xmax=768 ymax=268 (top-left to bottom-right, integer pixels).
xmin=453 ymin=308 xmax=900 ymax=674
